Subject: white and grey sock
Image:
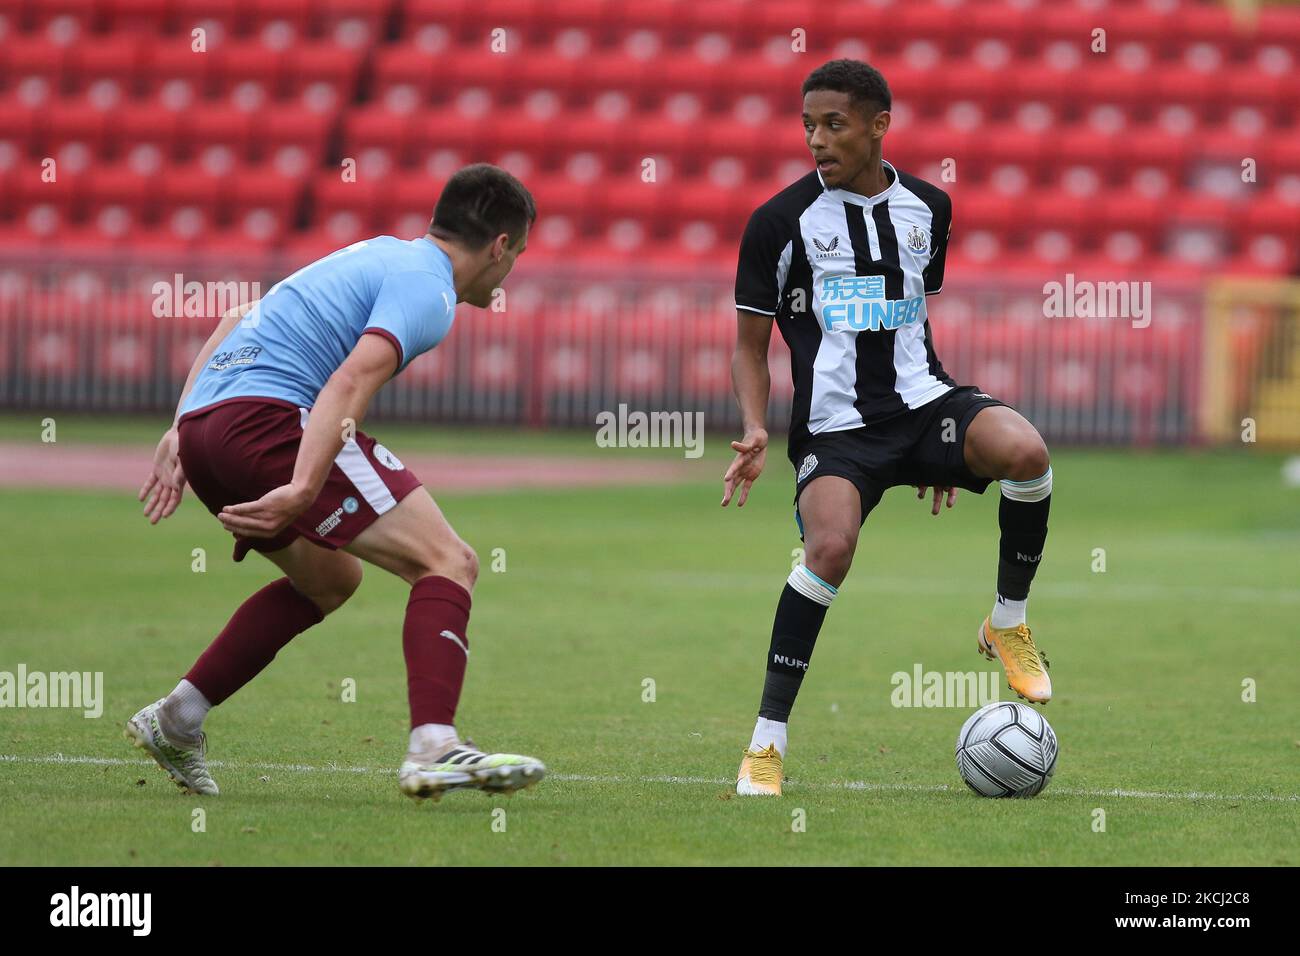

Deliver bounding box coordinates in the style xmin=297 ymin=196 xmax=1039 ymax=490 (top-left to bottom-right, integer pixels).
xmin=991 ymin=594 xmax=1028 ymax=629
xmin=160 ymin=679 xmax=211 ymax=743
xmin=749 ymin=716 xmax=788 ymax=759
xmin=409 ymin=722 xmax=460 ymax=757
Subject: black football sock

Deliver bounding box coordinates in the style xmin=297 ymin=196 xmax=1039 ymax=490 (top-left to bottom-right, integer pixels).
xmin=758 ymin=566 xmax=837 ymax=722
xmin=995 ymin=468 xmax=1052 ymax=612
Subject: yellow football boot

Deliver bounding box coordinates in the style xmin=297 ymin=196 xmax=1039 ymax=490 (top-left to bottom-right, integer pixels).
xmin=978 ymin=618 xmax=1052 ymax=704
xmin=736 ymin=743 xmax=784 ymax=796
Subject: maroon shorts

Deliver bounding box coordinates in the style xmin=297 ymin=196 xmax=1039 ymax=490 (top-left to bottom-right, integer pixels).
xmin=178 ymin=398 xmax=423 ymax=562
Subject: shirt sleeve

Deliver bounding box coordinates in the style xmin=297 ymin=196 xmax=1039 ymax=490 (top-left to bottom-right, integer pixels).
xmin=923 ymin=193 xmax=952 ymax=296
xmin=734 ymin=206 xmax=790 ymax=316
xmin=362 ymin=270 xmax=456 ymax=371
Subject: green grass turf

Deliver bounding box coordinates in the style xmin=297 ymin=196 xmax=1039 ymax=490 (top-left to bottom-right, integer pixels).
xmin=1 ymin=435 xmax=1298 ymax=865
xmin=0 ymin=412 xmax=651 ymax=459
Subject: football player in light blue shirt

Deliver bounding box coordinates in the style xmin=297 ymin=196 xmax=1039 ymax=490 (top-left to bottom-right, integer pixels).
xmin=179 ymin=234 xmax=459 ymax=417
xmin=132 ymin=165 xmax=549 ymax=802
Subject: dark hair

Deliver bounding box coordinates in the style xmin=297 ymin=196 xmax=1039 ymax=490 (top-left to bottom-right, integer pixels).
xmin=430 ymin=163 xmax=537 ymax=249
xmin=801 ymin=59 xmax=892 ymax=116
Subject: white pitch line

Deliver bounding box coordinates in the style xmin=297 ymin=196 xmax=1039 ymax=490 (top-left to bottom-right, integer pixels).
xmin=3 ymin=753 xmax=1297 ymax=804
xmin=625 ymin=569 xmax=1300 ymax=606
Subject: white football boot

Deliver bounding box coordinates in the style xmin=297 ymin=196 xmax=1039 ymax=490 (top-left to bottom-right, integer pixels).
xmin=124 ymin=698 xmax=219 ymax=795
xmin=398 ymin=740 xmax=545 ymax=801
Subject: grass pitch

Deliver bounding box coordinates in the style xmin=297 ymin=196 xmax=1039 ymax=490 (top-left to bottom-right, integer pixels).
xmin=1 ymin=417 xmax=1297 ymax=865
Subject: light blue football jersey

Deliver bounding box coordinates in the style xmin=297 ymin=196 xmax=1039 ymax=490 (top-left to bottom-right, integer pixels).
xmin=180 ymin=236 xmax=456 ymax=416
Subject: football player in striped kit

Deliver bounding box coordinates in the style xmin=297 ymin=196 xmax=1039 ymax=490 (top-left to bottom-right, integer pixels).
xmin=723 ymin=61 xmax=1054 ymax=796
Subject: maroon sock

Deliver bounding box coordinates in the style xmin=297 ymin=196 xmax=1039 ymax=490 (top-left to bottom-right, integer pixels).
xmin=404 ymin=575 xmax=472 ymax=728
xmin=185 ymin=578 xmax=323 ymax=705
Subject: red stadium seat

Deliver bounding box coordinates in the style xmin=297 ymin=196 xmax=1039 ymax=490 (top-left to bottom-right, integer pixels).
xmin=401 ymin=0 xmax=479 ymax=34
xmin=1149 ymin=68 xmax=1219 ymax=115
xmin=158 ymin=165 xmax=228 ymax=219
xmin=13 ymin=172 xmax=81 ymax=217
xmin=967 ymin=4 xmax=1033 ymax=43
xmin=510 ymin=53 xmax=583 ymax=97
xmin=384 ymin=171 xmax=447 ymax=223
xmin=72 ymin=33 xmax=147 ymax=90
xmin=1258 ymin=7 xmax=1300 ymax=46
xmin=1079 ymin=65 xmax=1161 ymax=114
xmin=679 ymin=1 xmax=748 ymax=37
xmin=172 ymin=0 xmax=243 ymax=32
xmin=282 ymin=232 xmax=347 ymax=269
xmin=83 ymin=164 xmax=157 ymax=217
xmin=608 ymin=0 xmax=687 ymax=36
xmin=284 ymin=42 xmax=363 ymax=97
xmin=407 ymin=108 xmax=492 ymax=157
xmin=25 ymin=0 xmax=106 ymax=30
xmin=372 ymin=44 xmax=441 ymax=98
xmin=109 ymin=101 xmax=185 ymax=154
xmin=529 ymin=175 xmax=598 ymax=228
xmin=1106 ymin=6 xmax=1177 ymax=50
xmin=211 ymin=40 xmax=287 ymax=95
xmin=313 ymin=170 xmax=392 ymax=234
xmin=318 ymin=0 xmax=394 ymax=30
xmin=255 ymin=106 xmax=334 ymax=160
xmin=242 ymin=0 xmax=313 ymax=34
xmin=46 ymin=100 xmax=114 ymax=154
xmin=6 ymin=37 xmax=71 ymax=89
xmin=531 ymin=0 xmax=615 ymax=31
xmin=145 ymin=42 xmax=216 ymax=93
xmin=343 ymin=106 xmax=415 ymax=158
xmin=1034 ymin=6 xmax=1109 ymax=46
xmin=182 ymin=105 xmax=257 ymax=156
xmin=1010 ymin=62 xmax=1085 ymax=115
xmin=1170 ymin=4 xmax=1239 ymax=45
xmin=1 ymin=0 xmax=1297 ymax=301
xmin=0 ymin=94 xmax=43 ymax=143
xmin=1272 ymin=131 xmax=1300 ymax=174
xmin=100 ymin=0 xmax=177 ymax=34
xmin=228 ymin=165 xmax=306 ymax=221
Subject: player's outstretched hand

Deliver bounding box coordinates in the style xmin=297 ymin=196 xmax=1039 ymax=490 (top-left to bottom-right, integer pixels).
xmin=139 ymin=427 xmax=187 ymax=524
xmin=722 ymin=427 xmax=768 ymax=508
xmin=916 ymin=484 xmax=957 ymax=516
xmin=218 ymin=483 xmax=314 ymax=538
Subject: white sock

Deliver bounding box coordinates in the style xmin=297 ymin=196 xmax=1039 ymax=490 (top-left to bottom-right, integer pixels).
xmin=161 ymin=679 xmax=211 ymax=741
xmin=991 ymin=594 xmax=1027 ymax=628
xmin=786 ymin=564 xmax=837 ymax=606
xmin=749 ymin=717 xmax=788 ymax=759
xmin=999 ymin=466 xmax=1053 ymax=502
xmin=409 ymin=723 xmax=459 ymax=757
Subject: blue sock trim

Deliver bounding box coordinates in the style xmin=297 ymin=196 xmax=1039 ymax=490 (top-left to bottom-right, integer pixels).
xmin=1002 ymin=467 xmax=1052 ymax=486
xmin=797 ymin=564 xmax=838 ymax=595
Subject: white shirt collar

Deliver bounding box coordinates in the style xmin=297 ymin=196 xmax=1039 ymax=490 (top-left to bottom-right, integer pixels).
xmin=817 ymin=159 xmax=900 ymax=206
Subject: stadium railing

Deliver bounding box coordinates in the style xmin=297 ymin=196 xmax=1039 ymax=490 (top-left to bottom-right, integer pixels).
xmin=0 ymin=261 xmax=1214 ymax=447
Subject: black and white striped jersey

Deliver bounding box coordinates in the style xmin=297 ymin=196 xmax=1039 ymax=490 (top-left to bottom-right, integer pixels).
xmin=735 ymin=160 xmax=956 ymax=449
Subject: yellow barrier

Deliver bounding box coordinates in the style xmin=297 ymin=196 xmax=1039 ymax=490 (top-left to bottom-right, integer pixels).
xmin=1203 ymin=278 xmax=1300 ymax=446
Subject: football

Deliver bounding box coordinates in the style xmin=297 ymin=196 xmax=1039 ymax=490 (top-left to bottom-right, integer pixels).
xmin=955 ymin=701 xmax=1058 ymax=798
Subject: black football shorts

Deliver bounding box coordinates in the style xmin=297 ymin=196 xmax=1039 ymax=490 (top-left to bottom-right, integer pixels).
xmin=789 ymin=385 xmax=1009 ymax=535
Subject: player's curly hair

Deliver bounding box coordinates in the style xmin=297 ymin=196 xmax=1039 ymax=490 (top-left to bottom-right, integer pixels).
xmin=802 ymin=59 xmax=892 ymax=117
xmin=430 ymin=163 xmax=537 ymax=249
